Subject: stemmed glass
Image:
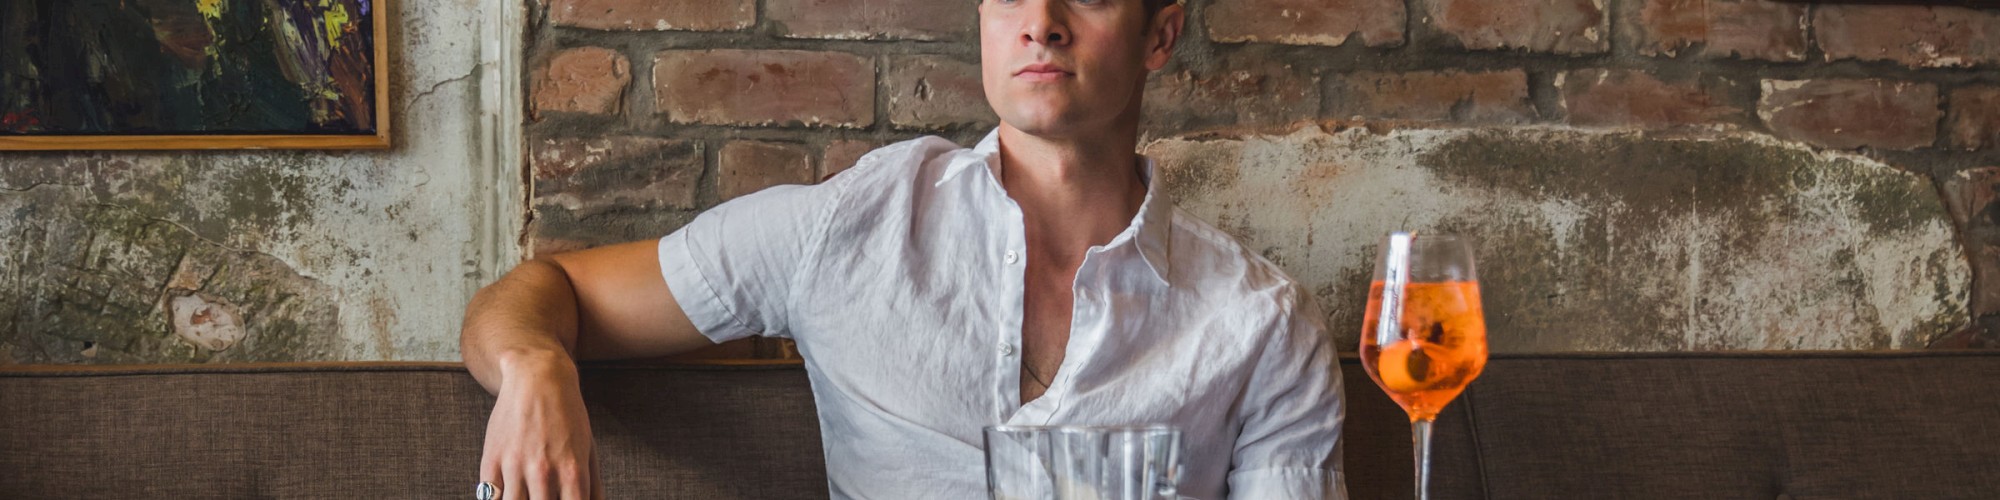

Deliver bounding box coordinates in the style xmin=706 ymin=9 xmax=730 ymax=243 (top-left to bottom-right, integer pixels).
xmin=1359 ymin=233 xmax=1488 ymax=500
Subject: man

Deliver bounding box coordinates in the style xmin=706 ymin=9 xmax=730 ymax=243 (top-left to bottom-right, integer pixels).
xmin=460 ymin=0 xmax=1346 ymax=498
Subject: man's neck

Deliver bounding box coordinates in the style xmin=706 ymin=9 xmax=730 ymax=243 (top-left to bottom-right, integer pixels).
xmin=995 ymin=123 xmax=1148 ymax=260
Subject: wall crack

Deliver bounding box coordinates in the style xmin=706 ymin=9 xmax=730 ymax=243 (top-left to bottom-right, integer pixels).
xmin=412 ymin=70 xmax=477 ymax=105
xmin=0 ymin=181 xmax=88 ymax=193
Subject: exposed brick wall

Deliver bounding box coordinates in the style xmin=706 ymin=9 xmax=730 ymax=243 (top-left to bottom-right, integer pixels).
xmin=1634 ymin=0 xmax=1808 ymax=61
xmin=1758 ymin=79 xmax=1942 ymax=151
xmin=1329 ymin=70 xmax=1534 ymax=123
xmin=531 ymin=47 xmax=631 ymax=118
xmin=524 ymin=0 xmax=2000 ymax=354
xmin=547 ymin=0 xmax=754 ymax=31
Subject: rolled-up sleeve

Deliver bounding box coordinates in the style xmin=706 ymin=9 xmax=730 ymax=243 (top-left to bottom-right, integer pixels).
xmin=658 ymin=182 xmax=839 ymax=343
xmin=1228 ymin=286 xmax=1347 ymax=500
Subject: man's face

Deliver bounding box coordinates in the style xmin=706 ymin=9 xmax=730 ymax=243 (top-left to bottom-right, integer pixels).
xmin=978 ymin=0 xmax=1178 ymax=139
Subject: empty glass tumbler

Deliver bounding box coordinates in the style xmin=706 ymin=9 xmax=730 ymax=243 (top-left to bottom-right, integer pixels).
xmin=984 ymin=425 xmax=1183 ymax=500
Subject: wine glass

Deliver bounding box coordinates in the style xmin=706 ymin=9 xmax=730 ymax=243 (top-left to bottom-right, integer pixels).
xmin=1359 ymin=232 xmax=1488 ymax=500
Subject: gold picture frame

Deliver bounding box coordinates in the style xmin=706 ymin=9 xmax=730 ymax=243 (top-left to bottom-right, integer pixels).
xmin=0 ymin=0 xmax=392 ymax=151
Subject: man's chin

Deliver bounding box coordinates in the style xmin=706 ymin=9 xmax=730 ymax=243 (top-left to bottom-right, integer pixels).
xmin=996 ymin=109 xmax=1089 ymax=139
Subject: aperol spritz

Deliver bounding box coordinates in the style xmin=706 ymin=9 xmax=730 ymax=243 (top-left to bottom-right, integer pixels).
xmin=1359 ymin=232 xmax=1487 ymax=500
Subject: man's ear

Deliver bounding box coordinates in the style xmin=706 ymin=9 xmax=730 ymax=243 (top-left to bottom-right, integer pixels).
xmin=1143 ymin=3 xmax=1185 ymax=72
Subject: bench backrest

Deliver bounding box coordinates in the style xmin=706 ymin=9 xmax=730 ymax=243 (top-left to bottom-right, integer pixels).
xmin=6 ymin=352 xmax=1998 ymax=498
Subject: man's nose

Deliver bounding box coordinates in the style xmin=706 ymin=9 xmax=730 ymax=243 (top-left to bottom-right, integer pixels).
xmin=1020 ymin=1 xmax=1072 ymax=47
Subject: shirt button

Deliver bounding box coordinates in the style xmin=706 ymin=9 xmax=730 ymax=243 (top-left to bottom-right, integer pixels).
xmin=1003 ymin=250 xmax=1020 ymax=265
xmin=999 ymin=343 xmax=1015 ymax=356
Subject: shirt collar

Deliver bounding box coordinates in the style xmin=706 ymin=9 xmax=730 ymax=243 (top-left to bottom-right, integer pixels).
xmin=939 ymin=128 xmax=1174 ymax=286
xmin=935 ymin=128 xmax=1003 ymax=187
xmin=1129 ymin=159 xmax=1174 ymax=286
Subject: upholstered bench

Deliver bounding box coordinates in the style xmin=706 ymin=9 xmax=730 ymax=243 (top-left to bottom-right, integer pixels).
xmin=5 ymin=352 xmax=1997 ymax=498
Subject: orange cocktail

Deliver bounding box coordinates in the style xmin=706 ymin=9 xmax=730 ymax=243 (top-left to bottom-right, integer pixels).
xmin=1362 ymin=232 xmax=1485 ymax=500
xmin=1359 ymin=281 xmax=1488 ymax=422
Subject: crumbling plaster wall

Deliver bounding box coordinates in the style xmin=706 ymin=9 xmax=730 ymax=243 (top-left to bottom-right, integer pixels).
xmin=1148 ymin=125 xmax=1968 ymax=351
xmin=0 ymin=0 xmax=520 ymax=364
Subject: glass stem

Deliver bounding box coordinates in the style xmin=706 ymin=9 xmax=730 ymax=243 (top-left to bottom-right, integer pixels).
xmin=1412 ymin=419 xmax=1434 ymax=500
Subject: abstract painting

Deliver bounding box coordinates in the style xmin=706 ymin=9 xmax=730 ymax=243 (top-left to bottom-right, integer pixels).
xmin=0 ymin=0 xmax=389 ymax=150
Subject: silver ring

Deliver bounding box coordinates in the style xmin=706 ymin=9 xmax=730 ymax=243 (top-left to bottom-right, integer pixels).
xmin=475 ymin=481 xmax=499 ymax=500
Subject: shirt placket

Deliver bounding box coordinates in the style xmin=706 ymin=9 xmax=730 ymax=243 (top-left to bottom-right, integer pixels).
xmin=1035 ymin=246 xmax=1106 ymax=422
xmin=993 ymin=175 xmax=1030 ymax=422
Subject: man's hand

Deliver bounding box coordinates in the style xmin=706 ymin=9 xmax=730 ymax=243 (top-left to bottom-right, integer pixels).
xmin=478 ymin=355 xmax=604 ymax=500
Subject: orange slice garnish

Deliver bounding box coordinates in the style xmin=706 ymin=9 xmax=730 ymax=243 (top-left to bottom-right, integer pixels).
xmin=1376 ymin=340 xmax=1434 ymax=393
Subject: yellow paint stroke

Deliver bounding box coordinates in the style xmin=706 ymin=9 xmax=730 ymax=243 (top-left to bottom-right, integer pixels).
xmin=197 ymin=0 xmax=226 ymax=75
xmin=197 ymin=0 xmax=223 ymax=20
xmin=324 ymin=2 xmax=350 ymax=50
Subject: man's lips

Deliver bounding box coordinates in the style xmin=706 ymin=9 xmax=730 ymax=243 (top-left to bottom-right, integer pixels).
xmin=1014 ymin=63 xmax=1073 ymax=82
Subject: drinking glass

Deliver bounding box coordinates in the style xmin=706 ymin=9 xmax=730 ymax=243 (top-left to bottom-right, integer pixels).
xmin=1359 ymin=232 xmax=1488 ymax=500
xmin=984 ymin=425 xmax=1183 ymax=500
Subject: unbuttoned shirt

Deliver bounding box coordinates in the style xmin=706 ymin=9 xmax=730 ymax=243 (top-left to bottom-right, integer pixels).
xmin=657 ymin=130 xmax=1346 ymax=499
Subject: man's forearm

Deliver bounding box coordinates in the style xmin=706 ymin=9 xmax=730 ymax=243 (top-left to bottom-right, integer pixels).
xmin=461 ymin=259 xmax=585 ymax=395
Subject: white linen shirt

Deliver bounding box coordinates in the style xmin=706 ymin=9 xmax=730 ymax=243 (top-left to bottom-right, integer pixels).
xmin=657 ymin=130 xmax=1346 ymax=500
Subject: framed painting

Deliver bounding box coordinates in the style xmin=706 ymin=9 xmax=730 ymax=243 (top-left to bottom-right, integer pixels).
xmin=0 ymin=0 xmax=390 ymax=151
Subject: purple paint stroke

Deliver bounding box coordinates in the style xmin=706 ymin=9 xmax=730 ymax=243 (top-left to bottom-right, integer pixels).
xmin=359 ymin=0 xmax=369 ymax=16
xmin=277 ymin=0 xmax=331 ymax=68
xmin=269 ymin=0 xmax=335 ymax=113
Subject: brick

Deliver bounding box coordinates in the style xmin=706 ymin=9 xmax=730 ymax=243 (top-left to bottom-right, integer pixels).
xmin=1929 ymin=321 xmax=2000 ymax=349
xmin=548 ymin=0 xmax=754 ymax=31
xmin=530 ymin=47 xmax=629 ymax=118
xmin=1144 ymin=59 xmax=1320 ymax=129
xmin=526 ymin=238 xmax=592 ymax=259
xmin=1758 ymin=79 xmax=1940 ymax=151
xmin=1814 ymin=5 xmax=2000 ymax=68
xmin=822 ymin=140 xmax=881 ymax=180
xmin=1943 ymin=167 xmax=2000 ymax=315
xmin=1949 ymin=86 xmax=2000 ymax=150
xmin=1559 ymin=69 xmax=1739 ymax=128
xmin=1635 ymin=0 xmax=1807 ymax=61
xmin=1328 ymin=70 xmax=1533 ymax=123
xmin=530 ymin=137 xmax=703 ymax=215
xmin=1428 ymin=0 xmax=1608 ymax=54
xmin=886 ymin=55 xmax=998 ymax=130
xmin=654 ymin=50 xmax=875 ymax=128
xmin=1207 ymin=0 xmax=1404 ymax=47
xmin=767 ymin=0 xmax=973 ymax=41
xmin=721 ymin=141 xmax=815 ymax=200
xmin=1946 ymin=167 xmax=2000 ymax=240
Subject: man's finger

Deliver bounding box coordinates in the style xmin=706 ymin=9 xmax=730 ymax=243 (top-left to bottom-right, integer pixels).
xmin=501 ymin=460 xmax=525 ymax=500
xmin=560 ymin=463 xmax=588 ymax=500
xmin=590 ymin=452 xmax=606 ymax=500
xmin=479 ymin=448 xmax=501 ymax=496
xmin=478 ymin=446 xmax=500 ymax=488
xmin=528 ymin=461 xmax=558 ymax=500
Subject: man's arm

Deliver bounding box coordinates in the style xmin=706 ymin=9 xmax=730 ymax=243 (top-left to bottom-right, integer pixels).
xmin=461 ymin=240 xmax=713 ymax=392
xmin=463 ymin=173 xmax=837 ymax=499
xmin=459 ymin=239 xmax=714 ymax=500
